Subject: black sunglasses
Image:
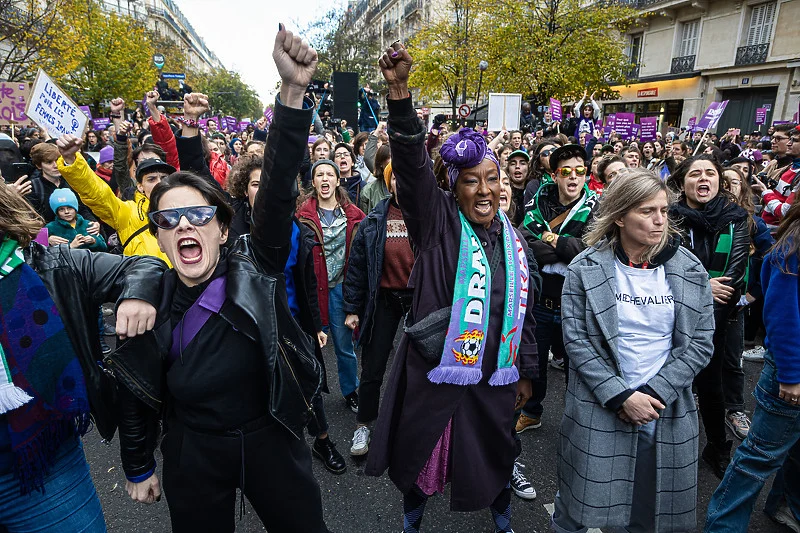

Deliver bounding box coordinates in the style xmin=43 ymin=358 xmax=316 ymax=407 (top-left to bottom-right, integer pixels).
xmin=149 ymin=205 xmax=217 ymax=230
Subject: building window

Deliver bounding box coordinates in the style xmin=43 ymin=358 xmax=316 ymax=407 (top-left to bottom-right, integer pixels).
xmin=626 ymin=34 xmax=643 ymax=78
xmin=746 ymin=2 xmax=776 ymax=46
xmin=677 ymin=20 xmax=700 ymax=57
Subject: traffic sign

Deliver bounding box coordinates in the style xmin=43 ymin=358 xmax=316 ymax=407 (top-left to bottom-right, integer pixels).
xmin=161 ymin=72 xmax=186 ymax=80
xmin=458 ymin=104 xmax=471 ymax=118
xmin=153 ymin=53 xmax=165 ymax=69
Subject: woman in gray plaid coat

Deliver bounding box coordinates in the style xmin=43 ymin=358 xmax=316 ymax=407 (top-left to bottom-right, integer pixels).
xmin=552 ymin=170 xmax=715 ymax=533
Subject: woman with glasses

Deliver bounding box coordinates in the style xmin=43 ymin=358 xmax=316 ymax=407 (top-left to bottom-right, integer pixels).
xmin=523 ymin=139 xmax=562 ymax=206
xmin=516 ymin=145 xmax=599 ymax=434
xmin=109 ymin=27 xmax=331 ymax=533
xmin=553 ymin=170 xmax=714 ymax=533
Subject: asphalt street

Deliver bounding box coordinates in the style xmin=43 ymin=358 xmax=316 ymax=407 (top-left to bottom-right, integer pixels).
xmin=87 ymin=327 xmax=787 ymax=533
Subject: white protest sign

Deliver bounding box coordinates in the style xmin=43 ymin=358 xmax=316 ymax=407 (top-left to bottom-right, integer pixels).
xmin=25 ymin=69 xmax=87 ymax=139
xmin=487 ymin=93 xmax=522 ymax=131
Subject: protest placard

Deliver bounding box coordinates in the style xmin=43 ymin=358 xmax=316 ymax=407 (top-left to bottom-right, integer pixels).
xmin=0 ymin=81 xmax=31 ymax=125
xmin=487 ymin=93 xmax=522 ymax=131
xmin=755 ymin=108 xmax=767 ymax=125
xmin=697 ymin=100 xmax=729 ymax=130
xmin=605 ymin=114 xmax=616 ymax=131
xmin=615 ymin=112 xmax=635 ymax=140
xmin=92 ymin=118 xmax=110 ymax=130
xmin=632 ymin=123 xmax=641 ymax=139
xmin=549 ymin=98 xmax=562 ymax=123
xmin=79 ymin=105 xmax=92 ymax=121
xmin=640 ymin=117 xmax=657 ymax=142
xmin=25 ymin=69 xmax=87 ymax=138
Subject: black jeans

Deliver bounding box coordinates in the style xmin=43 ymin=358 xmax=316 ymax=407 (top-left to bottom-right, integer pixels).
xmin=521 ymin=303 xmax=566 ymax=419
xmin=357 ymin=289 xmax=411 ymax=425
xmin=743 ymin=296 xmax=764 ymax=343
xmin=161 ymin=417 xmax=329 ymax=533
xmin=306 ymin=393 xmax=329 ymax=437
xmin=695 ymin=307 xmax=736 ymax=445
xmin=722 ymin=309 xmax=745 ymax=412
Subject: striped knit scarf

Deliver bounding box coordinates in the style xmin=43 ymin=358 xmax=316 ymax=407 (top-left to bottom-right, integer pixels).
xmin=522 ymin=182 xmax=597 ymax=240
xmin=0 ymin=238 xmax=90 ymax=493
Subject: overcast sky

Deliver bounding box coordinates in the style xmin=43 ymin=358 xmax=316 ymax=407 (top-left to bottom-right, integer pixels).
xmin=171 ymin=0 xmax=344 ymax=104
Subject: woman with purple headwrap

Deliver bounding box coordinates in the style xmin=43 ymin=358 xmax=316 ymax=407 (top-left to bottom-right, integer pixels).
xmin=364 ymin=42 xmax=541 ymax=533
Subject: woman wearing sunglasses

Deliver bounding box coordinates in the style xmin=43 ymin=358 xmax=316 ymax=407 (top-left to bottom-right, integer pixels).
xmin=517 ymin=145 xmax=599 ymax=434
xmin=522 ymin=139 xmax=561 ymax=207
xmin=108 ymin=27 xmax=331 ymax=533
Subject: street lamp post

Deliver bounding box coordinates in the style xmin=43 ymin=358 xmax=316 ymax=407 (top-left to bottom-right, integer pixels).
xmin=475 ymin=60 xmax=489 ymax=123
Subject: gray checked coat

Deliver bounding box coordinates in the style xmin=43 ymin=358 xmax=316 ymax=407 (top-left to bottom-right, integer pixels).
xmin=559 ymin=242 xmax=714 ymax=532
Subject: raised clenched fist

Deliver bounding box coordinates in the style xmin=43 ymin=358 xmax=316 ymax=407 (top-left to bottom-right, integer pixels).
xmin=273 ymin=24 xmax=318 ymax=91
xmin=110 ymin=98 xmax=125 ymax=114
xmin=183 ymin=93 xmax=209 ymax=120
xmin=56 ymin=134 xmax=83 ymax=164
xmin=378 ymin=42 xmax=412 ymax=95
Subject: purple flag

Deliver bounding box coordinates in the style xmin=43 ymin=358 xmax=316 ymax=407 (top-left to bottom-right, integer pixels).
xmin=615 ymin=112 xmax=635 ymax=140
xmin=640 ymin=116 xmax=658 ymax=142
xmin=697 ymin=100 xmax=729 ymax=130
xmin=549 ymin=98 xmax=562 ymax=123
xmin=755 ymin=108 xmax=767 ymax=126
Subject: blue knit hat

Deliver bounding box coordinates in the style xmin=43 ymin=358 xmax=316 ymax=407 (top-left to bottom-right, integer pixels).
xmin=49 ymin=188 xmax=78 ymax=214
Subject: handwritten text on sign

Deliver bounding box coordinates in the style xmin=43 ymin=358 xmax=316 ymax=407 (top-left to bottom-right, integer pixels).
xmin=25 ymin=69 xmax=87 ymax=138
xmin=0 ymin=82 xmax=31 ymax=125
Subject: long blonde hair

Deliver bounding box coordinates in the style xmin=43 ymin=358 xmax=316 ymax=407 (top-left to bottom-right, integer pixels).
xmin=584 ymin=169 xmax=678 ymax=264
xmin=0 ymin=181 xmax=43 ymax=247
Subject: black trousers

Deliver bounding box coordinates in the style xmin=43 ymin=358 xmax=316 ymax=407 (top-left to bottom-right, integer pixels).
xmin=357 ymin=289 xmax=411 ymax=425
xmin=161 ymin=416 xmax=329 ymax=533
xmin=695 ymin=308 xmax=738 ymax=445
xmin=721 ymin=309 xmax=745 ymax=412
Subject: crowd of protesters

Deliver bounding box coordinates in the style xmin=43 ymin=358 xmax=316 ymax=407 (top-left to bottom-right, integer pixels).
xmin=0 ymin=26 xmax=799 ymax=533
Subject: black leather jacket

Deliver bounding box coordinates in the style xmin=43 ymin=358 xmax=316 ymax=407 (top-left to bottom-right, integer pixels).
xmin=23 ymin=244 xmax=166 ymax=441
xmin=110 ymin=97 xmax=322 ymax=481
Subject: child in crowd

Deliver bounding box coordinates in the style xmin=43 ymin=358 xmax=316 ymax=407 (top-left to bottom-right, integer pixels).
xmin=45 ymin=188 xmax=107 ymax=252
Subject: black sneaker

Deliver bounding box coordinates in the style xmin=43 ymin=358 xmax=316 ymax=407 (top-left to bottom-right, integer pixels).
xmin=312 ymin=437 xmax=347 ymax=475
xmin=702 ymin=440 xmax=732 ymax=479
xmin=344 ymin=391 xmax=359 ymax=413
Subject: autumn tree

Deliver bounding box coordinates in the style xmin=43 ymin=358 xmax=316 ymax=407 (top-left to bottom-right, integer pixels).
xmin=36 ymin=0 xmax=157 ymax=112
xmin=480 ymin=0 xmax=639 ymax=106
xmin=407 ymin=0 xmax=492 ymax=119
xmin=302 ymin=8 xmax=383 ymax=88
xmin=0 ymin=0 xmax=69 ymax=81
xmin=192 ymin=68 xmax=263 ymax=119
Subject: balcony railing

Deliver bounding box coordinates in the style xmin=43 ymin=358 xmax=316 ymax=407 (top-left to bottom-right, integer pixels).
xmin=383 ymin=19 xmax=396 ymax=32
xmin=404 ymin=0 xmax=422 ymax=17
xmin=670 ymin=55 xmax=696 ymax=74
xmin=626 ymin=64 xmax=640 ymax=80
xmin=735 ymin=43 xmax=769 ymax=66
xmin=366 ymin=6 xmax=380 ymax=23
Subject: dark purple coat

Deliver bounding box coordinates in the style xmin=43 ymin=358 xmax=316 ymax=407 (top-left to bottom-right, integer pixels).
xmin=365 ymin=97 xmax=540 ymax=512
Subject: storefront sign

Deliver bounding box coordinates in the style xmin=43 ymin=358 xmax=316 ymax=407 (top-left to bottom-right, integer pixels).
xmin=636 ymin=88 xmax=658 ymax=98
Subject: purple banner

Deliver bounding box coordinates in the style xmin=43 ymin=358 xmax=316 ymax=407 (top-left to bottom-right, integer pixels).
xmin=773 ymin=120 xmax=790 ymax=126
xmin=238 ymin=119 xmax=251 ymax=132
xmin=697 ymin=100 xmax=729 ymax=130
xmin=687 ymin=116 xmax=697 ymax=129
xmin=198 ymin=118 xmax=208 ymax=132
xmin=640 ymin=116 xmax=658 ymax=142
xmin=79 ymin=105 xmax=92 ymax=120
xmin=755 ymin=108 xmax=767 ymax=126
xmin=615 ymin=112 xmax=636 ymax=140
xmin=225 ymin=116 xmax=237 ymax=132
xmin=264 ymin=107 xmax=274 ymax=124
xmin=549 ymin=98 xmax=562 ymax=123
xmin=605 ymin=114 xmax=616 ymax=130
xmin=92 ymin=117 xmax=110 ymax=130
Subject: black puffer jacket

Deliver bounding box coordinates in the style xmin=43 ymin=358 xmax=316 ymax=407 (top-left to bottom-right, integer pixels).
xmin=23 ymin=244 xmax=166 ymax=441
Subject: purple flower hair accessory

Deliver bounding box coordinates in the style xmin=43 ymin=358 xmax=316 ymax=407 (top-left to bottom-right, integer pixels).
xmin=439 ymin=129 xmax=500 ymax=188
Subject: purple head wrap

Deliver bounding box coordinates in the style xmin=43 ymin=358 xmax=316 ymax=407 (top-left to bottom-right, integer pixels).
xmin=439 ymin=129 xmax=500 ymax=188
